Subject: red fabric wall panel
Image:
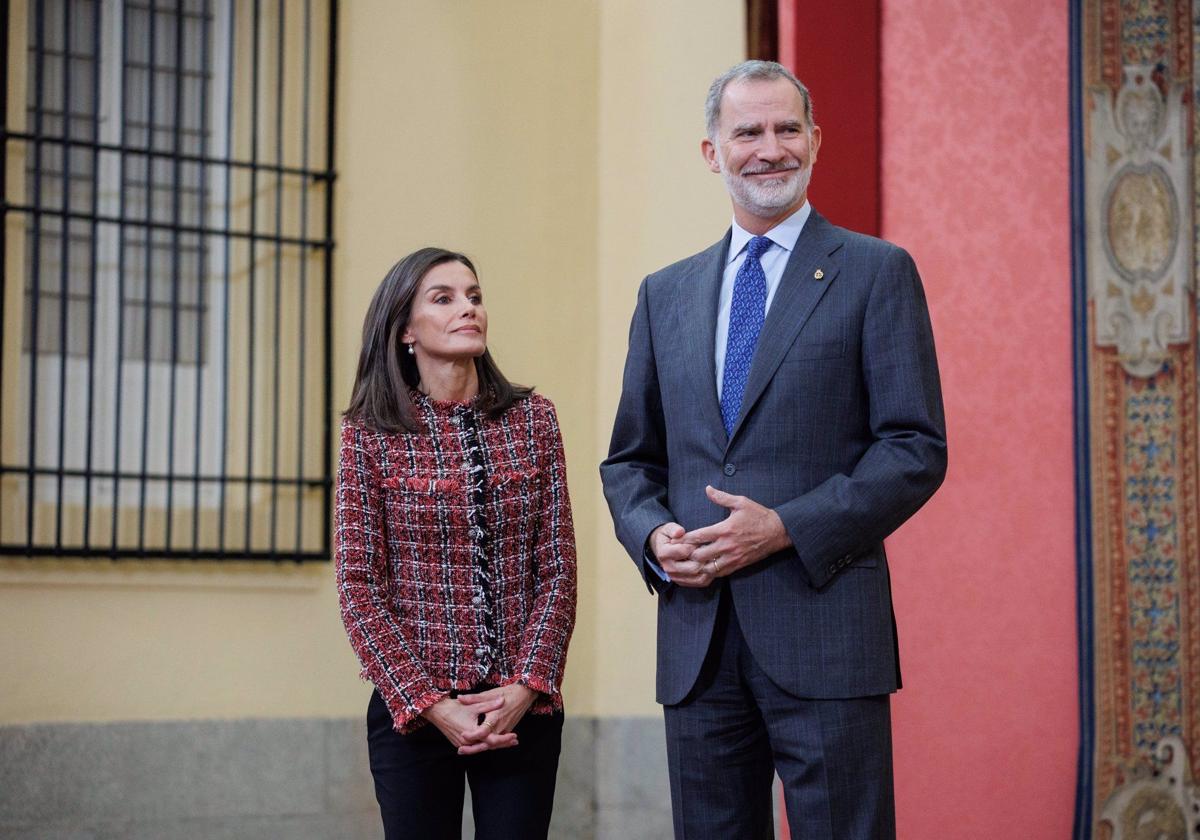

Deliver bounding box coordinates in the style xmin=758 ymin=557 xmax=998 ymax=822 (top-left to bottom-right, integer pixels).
xmin=777 ymin=2 xmax=1075 ymax=837
xmin=778 ymin=0 xmax=881 ymax=236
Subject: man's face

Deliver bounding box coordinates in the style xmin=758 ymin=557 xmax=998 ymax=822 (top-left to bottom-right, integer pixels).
xmin=702 ymin=77 xmax=821 ymax=223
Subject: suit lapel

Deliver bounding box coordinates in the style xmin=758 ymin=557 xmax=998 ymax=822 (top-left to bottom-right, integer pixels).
xmin=678 ymin=232 xmax=729 ymax=444
xmin=726 ymin=213 xmax=843 ymax=448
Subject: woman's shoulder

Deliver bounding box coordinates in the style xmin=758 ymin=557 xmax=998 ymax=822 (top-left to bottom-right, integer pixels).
xmin=340 ymin=414 xmax=413 ymax=448
xmin=340 ymin=414 xmax=380 ymax=439
xmin=506 ymin=391 xmax=561 ymax=426
xmin=523 ymin=391 xmax=555 ymax=414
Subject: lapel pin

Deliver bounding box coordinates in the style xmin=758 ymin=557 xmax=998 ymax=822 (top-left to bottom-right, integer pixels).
xmin=814 ymin=268 xmax=825 ymax=280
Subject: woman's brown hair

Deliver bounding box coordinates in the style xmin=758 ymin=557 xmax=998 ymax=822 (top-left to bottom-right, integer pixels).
xmin=344 ymin=247 xmax=531 ymax=433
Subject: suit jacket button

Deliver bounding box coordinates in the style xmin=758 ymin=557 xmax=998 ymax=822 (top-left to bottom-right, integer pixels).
xmin=723 ymin=463 xmax=736 ymax=476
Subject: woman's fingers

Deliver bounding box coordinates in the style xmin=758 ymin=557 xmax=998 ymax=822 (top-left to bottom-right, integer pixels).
xmin=457 ymin=733 xmax=519 ymax=755
xmin=457 ymin=692 xmax=505 ymax=710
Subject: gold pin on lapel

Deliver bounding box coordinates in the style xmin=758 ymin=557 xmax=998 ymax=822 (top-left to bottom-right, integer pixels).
xmin=814 ymin=268 xmax=825 ymax=280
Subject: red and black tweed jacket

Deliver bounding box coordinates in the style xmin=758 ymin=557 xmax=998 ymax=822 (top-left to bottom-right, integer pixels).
xmin=335 ymin=391 xmax=577 ymax=732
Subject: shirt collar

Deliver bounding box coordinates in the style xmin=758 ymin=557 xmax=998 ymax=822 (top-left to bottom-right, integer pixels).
xmin=727 ymin=202 xmax=812 ymax=264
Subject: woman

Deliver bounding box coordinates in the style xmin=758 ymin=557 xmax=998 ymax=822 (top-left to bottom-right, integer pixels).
xmin=335 ymin=247 xmax=577 ymax=840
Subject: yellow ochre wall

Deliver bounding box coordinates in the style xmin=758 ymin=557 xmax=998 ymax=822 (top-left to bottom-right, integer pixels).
xmin=0 ymin=1 xmax=742 ymax=723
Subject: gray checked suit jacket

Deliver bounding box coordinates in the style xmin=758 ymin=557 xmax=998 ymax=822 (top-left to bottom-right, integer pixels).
xmin=600 ymin=211 xmax=947 ymax=706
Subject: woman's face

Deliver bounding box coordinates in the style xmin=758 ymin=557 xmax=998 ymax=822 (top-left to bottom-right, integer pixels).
xmin=401 ymin=260 xmax=488 ymax=363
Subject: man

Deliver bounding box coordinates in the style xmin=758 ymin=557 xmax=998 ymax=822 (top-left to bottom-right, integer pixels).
xmin=599 ymin=61 xmax=946 ymax=839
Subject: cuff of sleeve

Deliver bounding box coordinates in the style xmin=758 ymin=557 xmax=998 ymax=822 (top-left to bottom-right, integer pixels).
xmin=378 ymin=682 xmax=449 ymax=734
xmin=641 ymin=537 xmax=672 ymax=594
xmin=512 ymin=671 xmax=561 ymax=700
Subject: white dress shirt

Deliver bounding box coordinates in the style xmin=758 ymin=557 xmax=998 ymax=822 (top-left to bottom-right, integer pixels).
xmin=715 ymin=202 xmax=812 ymax=395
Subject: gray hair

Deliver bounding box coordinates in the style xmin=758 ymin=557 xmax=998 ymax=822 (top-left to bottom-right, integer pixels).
xmin=704 ymin=60 xmax=814 ymax=139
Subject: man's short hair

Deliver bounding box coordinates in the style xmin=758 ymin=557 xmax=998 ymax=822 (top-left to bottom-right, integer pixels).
xmin=705 ymin=60 xmax=814 ymax=140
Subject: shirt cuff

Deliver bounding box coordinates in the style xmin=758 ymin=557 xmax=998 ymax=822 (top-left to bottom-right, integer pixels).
xmin=643 ymin=547 xmax=670 ymax=582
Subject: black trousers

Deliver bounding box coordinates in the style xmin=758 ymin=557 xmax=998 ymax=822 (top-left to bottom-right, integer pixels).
xmin=366 ymin=689 xmax=563 ymax=840
xmin=664 ymin=589 xmax=895 ymax=840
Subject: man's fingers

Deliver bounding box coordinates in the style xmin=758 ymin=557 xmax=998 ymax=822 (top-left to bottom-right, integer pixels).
xmin=673 ymin=574 xmax=714 ymax=588
xmin=658 ymin=522 xmax=686 ymax=540
xmin=690 ymin=543 xmax=724 ymax=564
xmin=705 ymin=485 xmax=741 ymax=508
xmin=680 ymin=523 xmax=720 ymax=545
xmin=657 ymin=536 xmax=697 ymax=561
xmin=666 ymin=558 xmax=718 ymax=588
xmin=660 ymin=553 xmax=701 ymax=575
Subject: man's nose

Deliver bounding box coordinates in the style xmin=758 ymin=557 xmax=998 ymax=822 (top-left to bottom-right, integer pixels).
xmin=756 ymin=132 xmax=784 ymax=159
xmin=758 ymin=136 xmax=787 ymax=159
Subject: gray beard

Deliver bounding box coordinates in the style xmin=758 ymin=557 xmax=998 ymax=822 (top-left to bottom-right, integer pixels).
xmin=722 ymin=162 xmax=812 ymax=218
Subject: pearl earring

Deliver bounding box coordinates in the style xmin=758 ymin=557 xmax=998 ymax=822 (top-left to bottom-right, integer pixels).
xmin=406 ymin=343 xmax=415 ymax=355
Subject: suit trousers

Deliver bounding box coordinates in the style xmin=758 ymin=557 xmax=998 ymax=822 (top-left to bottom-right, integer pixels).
xmin=663 ymin=586 xmax=895 ymax=840
xmin=366 ymin=689 xmax=563 ymax=840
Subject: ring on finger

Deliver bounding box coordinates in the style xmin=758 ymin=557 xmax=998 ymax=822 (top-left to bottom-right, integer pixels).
xmin=481 ymin=719 xmax=494 ymax=731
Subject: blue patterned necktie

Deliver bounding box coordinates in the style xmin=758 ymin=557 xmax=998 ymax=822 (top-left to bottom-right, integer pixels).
xmin=720 ymin=235 xmax=773 ymax=437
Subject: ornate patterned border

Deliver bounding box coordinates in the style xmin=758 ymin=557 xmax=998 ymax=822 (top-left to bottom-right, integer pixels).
xmin=1073 ymin=1 xmax=1200 ymax=837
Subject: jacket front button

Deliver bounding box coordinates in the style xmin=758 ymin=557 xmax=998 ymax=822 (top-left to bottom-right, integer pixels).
xmin=723 ymin=463 xmax=736 ymax=476
xmin=474 ymin=647 xmax=486 ymax=657
xmin=471 ymin=596 xmax=482 ymax=605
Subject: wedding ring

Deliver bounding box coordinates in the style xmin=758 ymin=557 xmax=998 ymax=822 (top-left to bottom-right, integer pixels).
xmin=481 ymin=720 xmax=494 ymax=730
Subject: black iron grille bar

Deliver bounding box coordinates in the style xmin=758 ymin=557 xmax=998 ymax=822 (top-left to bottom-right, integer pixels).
xmin=111 ymin=0 xmax=131 ymax=552
xmin=322 ymin=0 xmax=337 ymax=560
xmin=191 ymin=0 xmax=211 ymax=558
xmin=244 ymin=0 xmax=260 ymax=554
xmin=53 ymin=0 xmax=74 ymax=548
xmin=127 ymin=0 xmax=205 ymax=18
xmin=123 ymin=60 xmax=205 ymax=78
xmin=0 ymin=465 xmax=325 ymax=487
xmin=4 ymin=0 xmax=335 ymax=562
xmin=0 ymin=0 xmax=9 ymax=484
xmin=2 ymin=131 xmax=333 ymax=181
xmin=26 ymin=0 xmax=47 ymax=552
xmin=217 ymin=0 xmax=234 ymax=554
xmin=268 ymin=0 xmax=283 ymax=556
xmin=163 ymin=0 xmax=186 ymax=551
xmin=136 ymin=0 xmax=159 ymax=553
xmin=2 ymin=204 xmax=331 ymax=249
xmin=296 ymin=0 xmax=311 ymax=555
xmin=0 ymin=546 xmax=328 ymax=561
xmin=83 ymin=0 xmax=101 ymax=546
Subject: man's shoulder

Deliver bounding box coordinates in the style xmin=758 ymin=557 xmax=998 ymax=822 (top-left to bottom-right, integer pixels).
xmin=819 ymin=217 xmax=909 ymax=261
xmin=820 ymin=216 xmax=902 ymax=255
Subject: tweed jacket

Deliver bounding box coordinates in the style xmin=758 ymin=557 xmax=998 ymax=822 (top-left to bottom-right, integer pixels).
xmin=336 ymin=391 xmax=577 ymax=732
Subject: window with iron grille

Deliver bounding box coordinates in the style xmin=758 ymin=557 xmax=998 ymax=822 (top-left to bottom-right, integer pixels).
xmin=1 ymin=0 xmax=337 ymax=561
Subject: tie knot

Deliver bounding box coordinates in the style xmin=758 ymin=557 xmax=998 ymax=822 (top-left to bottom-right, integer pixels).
xmin=746 ymin=236 xmax=773 ymax=260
